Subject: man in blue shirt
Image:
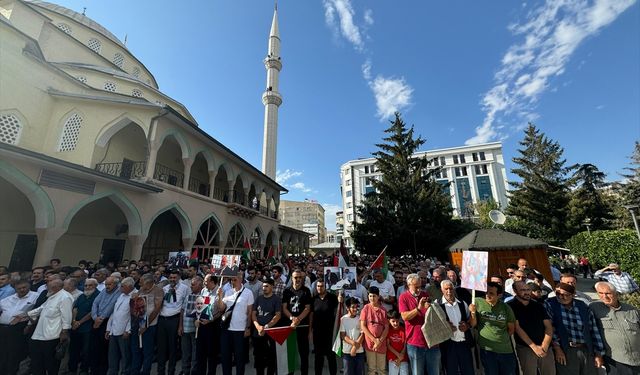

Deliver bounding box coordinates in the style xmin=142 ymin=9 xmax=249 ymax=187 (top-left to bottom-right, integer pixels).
xmin=90 ymin=276 xmax=121 ymax=375
xmin=68 ymin=278 xmax=99 ymax=374
xmin=0 ymin=271 xmax=15 ymax=301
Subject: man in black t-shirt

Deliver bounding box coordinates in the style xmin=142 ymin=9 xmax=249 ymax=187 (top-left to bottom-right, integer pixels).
xmin=282 ymin=269 xmax=312 ymax=375
xmin=507 ymin=281 xmax=555 ymax=375
xmin=310 ymin=281 xmax=339 ymax=375
xmin=252 ymin=278 xmax=282 ymax=375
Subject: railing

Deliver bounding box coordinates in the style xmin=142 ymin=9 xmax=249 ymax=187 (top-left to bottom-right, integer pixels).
xmin=259 ymin=206 xmax=268 ymax=216
xmin=153 ymin=163 xmax=184 ymax=187
xmin=212 ymin=187 xmax=227 ymax=202
xmin=95 ymin=160 xmax=146 ymax=179
xmin=232 ymin=191 xmax=245 ymax=206
xmin=188 ymin=176 xmax=209 ymax=196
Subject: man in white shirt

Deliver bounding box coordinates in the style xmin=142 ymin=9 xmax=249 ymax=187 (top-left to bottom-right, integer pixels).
xmin=27 ymin=278 xmax=73 ymax=375
xmin=157 ymin=269 xmax=189 ymax=375
xmin=438 ymin=280 xmax=474 ymax=375
xmin=106 ymin=277 xmax=135 ymax=375
xmin=0 ymin=279 xmax=38 ymax=375
xmin=368 ymin=269 xmax=395 ymax=311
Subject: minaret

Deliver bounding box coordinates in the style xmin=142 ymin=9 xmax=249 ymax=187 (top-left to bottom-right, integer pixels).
xmin=261 ymin=4 xmax=282 ymax=180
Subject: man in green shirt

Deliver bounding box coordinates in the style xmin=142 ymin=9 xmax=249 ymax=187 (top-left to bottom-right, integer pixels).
xmin=470 ymin=281 xmax=517 ymax=375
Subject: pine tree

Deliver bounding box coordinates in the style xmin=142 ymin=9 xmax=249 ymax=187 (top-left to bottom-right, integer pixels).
xmin=506 ymin=124 xmax=572 ymax=244
xmin=615 ymin=141 xmax=640 ymax=228
xmin=567 ymin=163 xmax=613 ymax=232
xmin=351 ymin=113 xmax=460 ymax=256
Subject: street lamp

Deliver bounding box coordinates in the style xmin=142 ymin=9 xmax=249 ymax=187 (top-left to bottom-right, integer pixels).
xmin=623 ymin=204 xmax=640 ymax=240
xmin=581 ymin=218 xmax=592 ymax=235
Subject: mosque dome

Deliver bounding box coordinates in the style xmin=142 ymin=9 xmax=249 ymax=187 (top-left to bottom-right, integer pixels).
xmin=26 ymin=0 xmax=127 ymax=50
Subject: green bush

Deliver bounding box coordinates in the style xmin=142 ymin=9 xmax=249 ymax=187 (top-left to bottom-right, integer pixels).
xmin=565 ymin=230 xmax=640 ymax=282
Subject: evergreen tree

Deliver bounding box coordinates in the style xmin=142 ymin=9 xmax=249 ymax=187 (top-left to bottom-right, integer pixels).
xmin=351 ymin=113 xmax=460 ymax=256
xmin=567 ymin=163 xmax=613 ymax=232
xmin=506 ymin=124 xmax=572 ymax=244
xmin=615 ymin=141 xmax=640 ymax=228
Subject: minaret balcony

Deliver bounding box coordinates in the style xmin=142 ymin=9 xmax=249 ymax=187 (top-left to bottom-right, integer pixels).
xmin=263 ymin=57 xmax=282 ymax=71
xmin=262 ymin=90 xmax=282 ymax=106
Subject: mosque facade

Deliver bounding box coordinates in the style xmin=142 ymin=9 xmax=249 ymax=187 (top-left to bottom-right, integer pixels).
xmin=0 ymin=0 xmax=308 ymax=269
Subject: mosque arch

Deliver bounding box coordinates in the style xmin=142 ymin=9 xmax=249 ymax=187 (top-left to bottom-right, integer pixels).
xmin=193 ymin=213 xmax=223 ymax=259
xmin=225 ymin=222 xmax=246 ymax=254
xmin=145 ymin=203 xmax=192 ymax=240
xmin=157 ymin=129 xmax=191 ymax=160
xmin=94 ymin=114 xmax=147 ymax=147
xmin=62 ymin=190 xmax=142 ymax=235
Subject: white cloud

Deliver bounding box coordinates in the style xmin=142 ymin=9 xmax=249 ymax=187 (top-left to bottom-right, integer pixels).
xmin=466 ymin=0 xmax=635 ymax=145
xmin=276 ymin=169 xmax=302 ymax=185
xmin=322 ymin=0 xmax=364 ymax=51
xmin=361 ymin=59 xmax=372 ymax=80
xmin=364 ymin=9 xmax=374 ymax=26
xmin=370 ymin=75 xmax=414 ymax=120
xmin=290 ymin=182 xmax=313 ymax=193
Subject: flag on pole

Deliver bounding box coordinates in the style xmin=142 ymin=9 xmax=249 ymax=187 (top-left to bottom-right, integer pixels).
xmin=266 ymin=326 xmax=299 ymax=374
xmin=332 ymin=293 xmax=344 ymax=357
xmin=338 ymin=239 xmax=349 ymax=267
xmin=369 ymin=246 xmax=389 ymax=278
xmin=266 ymin=246 xmax=276 ymax=265
xmin=189 ymin=248 xmax=199 ymax=266
xmin=241 ymin=238 xmax=251 ymax=262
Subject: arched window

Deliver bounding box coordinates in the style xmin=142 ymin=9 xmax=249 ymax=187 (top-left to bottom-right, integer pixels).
xmin=76 ymin=76 xmax=87 ymax=84
xmin=58 ymin=113 xmax=83 ymax=152
xmin=113 ymin=53 xmax=124 ymax=68
xmin=132 ymin=89 xmax=143 ymax=98
xmin=0 ymin=113 xmax=23 ymax=145
xmin=57 ymin=23 xmax=72 ymax=34
xmin=104 ymin=81 xmax=117 ymax=92
xmin=87 ymin=38 xmax=102 ymax=53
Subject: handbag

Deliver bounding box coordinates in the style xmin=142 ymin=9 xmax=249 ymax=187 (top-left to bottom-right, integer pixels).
xmin=220 ymin=287 xmax=244 ymax=330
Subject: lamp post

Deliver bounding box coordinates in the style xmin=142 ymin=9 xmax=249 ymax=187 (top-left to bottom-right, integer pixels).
xmin=581 ymin=218 xmax=592 ymax=235
xmin=623 ymin=204 xmax=640 ymax=240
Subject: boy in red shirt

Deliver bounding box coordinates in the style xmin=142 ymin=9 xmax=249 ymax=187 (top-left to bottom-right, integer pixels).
xmin=386 ymin=310 xmax=408 ymax=375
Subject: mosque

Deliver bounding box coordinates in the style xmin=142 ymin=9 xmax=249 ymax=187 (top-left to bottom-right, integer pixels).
xmin=0 ymin=0 xmax=310 ymax=269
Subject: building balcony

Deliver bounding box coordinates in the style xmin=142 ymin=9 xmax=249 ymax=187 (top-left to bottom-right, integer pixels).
xmin=188 ymin=176 xmax=209 ymax=197
xmin=153 ymin=163 xmax=184 ymax=187
xmin=95 ymin=160 xmax=146 ymax=180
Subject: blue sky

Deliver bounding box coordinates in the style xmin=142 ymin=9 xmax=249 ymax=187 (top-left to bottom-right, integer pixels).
xmin=52 ymin=0 xmax=639 ymax=229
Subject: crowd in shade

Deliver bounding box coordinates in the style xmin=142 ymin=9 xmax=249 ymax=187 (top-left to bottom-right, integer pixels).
xmin=0 ymin=252 xmax=638 ymax=375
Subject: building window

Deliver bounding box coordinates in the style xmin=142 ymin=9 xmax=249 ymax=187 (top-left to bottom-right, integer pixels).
xmin=462 ymin=166 xmax=468 ymax=176
xmin=482 ymin=164 xmax=488 ymax=174
xmin=364 ymin=165 xmax=369 ymax=174
xmin=347 ymin=214 xmax=353 ymax=221
xmin=132 ymin=89 xmax=143 ymax=98
xmin=344 ymin=169 xmax=349 ymax=176
xmin=441 ymin=169 xmax=448 ymax=179
xmin=87 ymin=38 xmax=102 ymax=53
xmin=58 ymin=113 xmax=83 ymax=152
xmin=480 ymin=151 xmax=486 ymax=161
xmin=345 ymin=179 xmax=351 ymax=186
xmin=441 ymin=157 xmax=446 ymax=166
xmin=371 ymin=164 xmax=376 ymax=173
xmin=57 ymin=23 xmax=72 ymax=34
xmin=474 ymin=165 xmax=481 ymax=175
xmin=459 ymin=154 xmax=466 ymax=163
xmin=346 ymin=190 xmax=352 ymax=198
xmin=76 ymin=76 xmax=87 ymax=83
xmin=132 ymin=67 xmax=141 ymax=78
xmin=455 ymin=167 xmax=460 ymax=177
xmin=0 ymin=113 xmax=23 ymax=145
xmin=472 ymin=152 xmax=478 ymax=162
xmin=113 ymin=53 xmax=125 ymax=68
xmin=365 ymin=177 xmax=373 ymax=186
xmin=432 ymin=157 xmax=439 ymax=167
xmin=104 ymin=81 xmax=117 ymax=92
xmin=346 ymin=202 xmax=352 ymax=209
xmin=453 ymin=155 xmax=459 ymax=164
xmin=475 ymin=164 xmax=489 ymax=175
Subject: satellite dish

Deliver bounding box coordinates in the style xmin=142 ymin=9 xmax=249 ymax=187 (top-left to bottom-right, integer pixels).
xmin=489 ymin=210 xmax=506 ymax=226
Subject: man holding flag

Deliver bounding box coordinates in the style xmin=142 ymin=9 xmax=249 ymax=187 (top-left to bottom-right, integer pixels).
xmin=252 ymin=277 xmax=281 ymax=375
xmin=282 ymin=269 xmax=313 ymax=375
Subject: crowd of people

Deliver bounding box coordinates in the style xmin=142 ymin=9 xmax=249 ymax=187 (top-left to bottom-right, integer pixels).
xmin=0 ymin=253 xmax=638 ymax=375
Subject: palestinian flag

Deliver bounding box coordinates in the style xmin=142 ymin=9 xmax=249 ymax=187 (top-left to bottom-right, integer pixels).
xmin=266 ymin=326 xmax=299 ymax=374
xmin=331 ymin=296 xmax=344 ymax=357
xmin=189 ymin=248 xmax=199 ymax=266
xmin=241 ymin=238 xmax=251 ymax=262
xmin=338 ymin=239 xmax=349 ymax=267
xmin=369 ymin=246 xmax=388 ymax=278
xmin=266 ymin=246 xmax=276 ymax=265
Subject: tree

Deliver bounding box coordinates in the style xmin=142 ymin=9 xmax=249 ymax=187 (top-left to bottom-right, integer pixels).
xmin=567 ymin=163 xmax=613 ymax=232
xmin=471 ymin=199 xmax=500 ymax=229
xmin=615 ymin=141 xmax=640 ymax=228
xmin=351 ymin=113 xmax=461 ymax=257
xmin=506 ymin=124 xmax=573 ymax=244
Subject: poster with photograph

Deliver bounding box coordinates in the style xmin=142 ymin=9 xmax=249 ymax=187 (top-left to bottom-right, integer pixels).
xmin=211 ymin=254 xmax=241 ymax=276
xmin=460 ymin=251 xmax=489 ymax=292
xmin=323 ymin=267 xmax=342 ymax=290
xmin=337 ymin=266 xmax=357 ymax=290
xmin=168 ymin=250 xmax=191 ymax=268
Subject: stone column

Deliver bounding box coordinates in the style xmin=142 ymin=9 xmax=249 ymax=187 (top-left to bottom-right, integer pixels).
xmin=227 ymin=179 xmax=235 ymax=203
xmin=208 ymin=170 xmax=217 ymax=199
xmin=182 ymin=237 xmax=196 ymax=252
xmin=182 ymin=158 xmax=194 ymax=191
xmin=145 ymin=141 xmax=160 ymax=180
xmin=244 ymin=187 xmax=250 ymax=207
xmin=128 ymin=234 xmax=147 ymax=261
xmin=33 ymin=227 xmax=66 ymax=268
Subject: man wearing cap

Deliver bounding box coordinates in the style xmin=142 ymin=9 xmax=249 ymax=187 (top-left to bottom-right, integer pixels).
xmin=252 ymin=277 xmax=281 ymax=375
xmin=547 ymin=274 xmax=593 ymax=304
xmin=594 ymin=264 xmax=639 ymax=295
xmin=545 ymin=283 xmax=605 ymax=374
xmin=591 ymin=281 xmax=640 ymax=375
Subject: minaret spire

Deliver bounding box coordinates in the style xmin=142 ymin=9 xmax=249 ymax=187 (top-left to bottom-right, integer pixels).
xmin=261 ymin=5 xmax=283 ymax=179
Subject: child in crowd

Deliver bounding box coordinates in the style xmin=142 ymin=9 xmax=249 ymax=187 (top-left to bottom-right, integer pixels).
xmin=386 ymin=310 xmax=408 ymax=375
xmin=340 ymin=298 xmax=365 ymax=375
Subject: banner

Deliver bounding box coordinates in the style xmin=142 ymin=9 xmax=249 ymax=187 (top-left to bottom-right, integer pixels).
xmin=210 ymin=254 xmax=241 ymax=276
xmin=168 ymin=250 xmax=191 ymax=268
xmin=324 ymin=266 xmax=357 ymax=291
xmin=460 ymin=250 xmax=488 ymax=292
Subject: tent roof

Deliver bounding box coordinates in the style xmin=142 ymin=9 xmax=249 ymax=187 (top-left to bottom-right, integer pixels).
xmin=448 ymin=229 xmax=548 ymax=252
